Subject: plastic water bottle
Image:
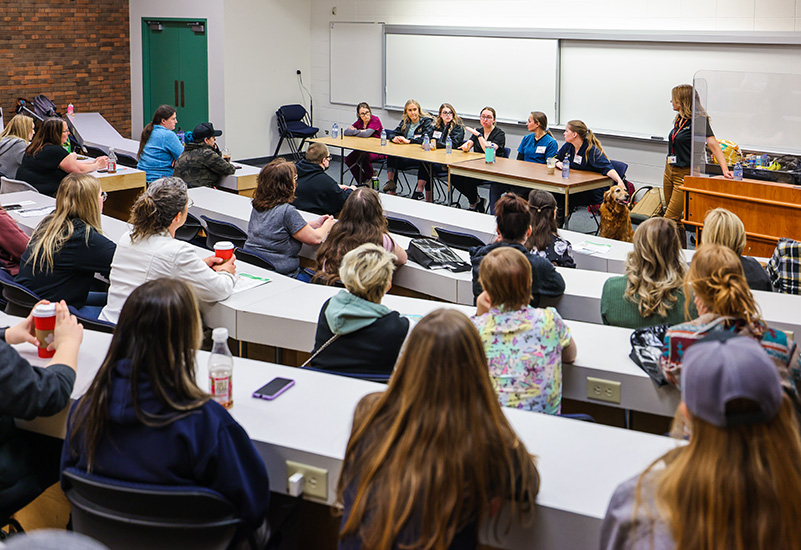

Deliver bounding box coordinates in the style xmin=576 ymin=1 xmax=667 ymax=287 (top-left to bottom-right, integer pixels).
xmin=423 ymin=134 xmax=431 ymax=152
xmin=733 ymin=161 xmax=743 ymax=181
xmin=67 ymin=103 xmax=74 ymax=118
xmin=380 ymin=129 xmax=387 ymax=146
xmin=446 ymin=136 xmax=452 ymax=154
xmin=332 ymin=122 xmax=339 ymax=139
xmin=208 ymin=328 xmax=233 ymax=409
xmin=562 ymin=158 xmax=570 ymax=179
xmin=107 ymin=147 xmax=117 ymax=174
xmin=485 ymin=144 xmax=496 ymax=163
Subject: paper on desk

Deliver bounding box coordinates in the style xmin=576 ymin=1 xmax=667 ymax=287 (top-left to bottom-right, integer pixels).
xmin=0 ymin=200 xmax=35 ymax=208
xmin=17 ymin=206 xmax=55 ymax=218
xmin=574 ymin=240 xmax=613 ymax=255
xmin=233 ymin=272 xmax=271 ymax=293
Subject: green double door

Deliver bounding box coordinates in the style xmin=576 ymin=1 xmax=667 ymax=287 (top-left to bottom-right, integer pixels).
xmin=142 ymin=19 xmax=209 ymax=134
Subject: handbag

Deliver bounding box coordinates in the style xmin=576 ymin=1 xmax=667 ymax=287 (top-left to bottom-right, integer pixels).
xmin=629 ymin=324 xmax=669 ymax=386
xmin=406 ymin=238 xmax=471 ymax=273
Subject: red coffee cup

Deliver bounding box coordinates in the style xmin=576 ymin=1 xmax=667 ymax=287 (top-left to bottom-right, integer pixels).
xmin=33 ymin=303 xmax=57 ymax=358
xmin=214 ymin=241 xmax=234 ymax=261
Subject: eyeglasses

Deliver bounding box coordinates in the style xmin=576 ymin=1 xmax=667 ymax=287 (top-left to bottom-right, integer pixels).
xmin=325 ymin=155 xmax=333 ymax=161
xmin=440 ymin=110 xmax=453 ymax=115
xmin=480 ymin=115 xmax=494 ymax=120
xmin=100 ymin=191 xmax=108 ymax=202
xmin=358 ymin=111 xmax=371 ymax=116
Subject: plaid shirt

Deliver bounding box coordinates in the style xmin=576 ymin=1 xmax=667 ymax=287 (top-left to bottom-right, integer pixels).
xmin=767 ymin=238 xmax=801 ymax=294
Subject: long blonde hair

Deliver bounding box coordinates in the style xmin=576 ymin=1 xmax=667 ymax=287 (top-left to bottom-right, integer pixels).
xmin=566 ymin=119 xmax=606 ymax=158
xmin=336 ymin=309 xmax=539 ymax=549
xmin=0 ymin=114 xmax=34 ymax=142
xmin=672 ymin=84 xmax=709 ymax=124
xmin=624 ymin=218 xmax=687 ymax=318
xmin=399 ymin=99 xmax=429 ymax=133
xmin=702 ymin=208 xmax=746 ymax=256
xmin=27 ymin=173 xmax=103 ymax=273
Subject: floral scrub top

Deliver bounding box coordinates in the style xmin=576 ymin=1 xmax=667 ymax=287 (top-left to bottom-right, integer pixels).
xmin=472 ymin=306 xmax=572 ymax=415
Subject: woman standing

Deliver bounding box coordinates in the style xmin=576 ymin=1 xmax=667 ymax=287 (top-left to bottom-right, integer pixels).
xmin=343 ymin=102 xmax=385 ymax=185
xmin=453 ymin=106 xmax=506 ymax=212
xmin=663 ymin=84 xmax=732 ymax=245
xmin=16 ymin=118 xmax=108 ymax=197
xmin=0 ymin=114 xmax=34 ymax=178
xmin=337 ymin=309 xmax=539 ymax=550
xmin=412 ymin=102 xmax=465 ymax=202
xmin=137 ymin=105 xmax=184 ymax=183
xmin=16 ymin=174 xmax=115 ymax=318
xmin=382 ymin=99 xmax=433 ymax=194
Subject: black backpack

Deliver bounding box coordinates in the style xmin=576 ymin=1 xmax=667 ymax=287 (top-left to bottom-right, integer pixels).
xmin=407 ymin=238 xmax=470 ymax=273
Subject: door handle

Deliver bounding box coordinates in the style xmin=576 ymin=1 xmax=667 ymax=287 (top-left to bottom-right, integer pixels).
xmin=174 ymin=80 xmax=179 ymax=107
xmin=180 ymin=81 xmax=185 ymax=108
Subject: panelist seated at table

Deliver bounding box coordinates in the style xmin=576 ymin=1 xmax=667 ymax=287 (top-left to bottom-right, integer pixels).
xmin=309 ymin=243 xmax=411 ymax=377
xmin=15 ymin=174 xmax=116 ymax=319
xmin=525 ymin=190 xmax=576 ymax=268
xmin=470 ymin=194 xmax=565 ymax=307
xmin=172 ymin=122 xmax=235 ymax=189
xmin=0 ymin=206 xmax=29 ymax=276
xmin=16 ymin=118 xmax=108 ymax=197
xmin=100 ymin=177 xmax=237 ymax=324
xmin=337 ymin=309 xmax=539 ymax=550
xmin=490 ymin=111 xmax=559 ymax=213
xmin=0 ymin=114 xmax=34 ymax=179
xmin=474 ymin=247 xmax=577 ymax=415
xmin=244 ymin=159 xmax=335 ymax=277
xmin=63 ymin=280 xmax=271 ymax=546
xmin=343 ymin=102 xmax=385 ymax=185
xmin=554 ymin=120 xmax=625 ymax=224
xmin=412 ymin=102 xmax=465 ymax=202
xmin=452 ymin=106 xmax=507 ymax=212
xmin=382 ymin=99 xmax=433 ymax=194
xmin=293 ymin=142 xmax=355 ymax=216
xmin=137 ymin=105 xmax=184 ymax=184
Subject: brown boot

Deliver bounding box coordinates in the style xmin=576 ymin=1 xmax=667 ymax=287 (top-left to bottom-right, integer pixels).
xmin=382 ymin=179 xmax=397 ymax=194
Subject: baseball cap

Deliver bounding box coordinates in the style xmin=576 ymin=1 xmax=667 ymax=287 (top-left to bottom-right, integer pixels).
xmin=682 ymin=332 xmax=783 ymax=428
xmin=193 ymin=122 xmax=222 ymax=140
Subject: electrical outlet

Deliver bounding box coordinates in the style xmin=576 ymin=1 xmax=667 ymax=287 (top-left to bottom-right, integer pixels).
xmin=286 ymin=461 xmax=328 ymax=500
xmin=586 ymin=377 xmax=621 ymax=404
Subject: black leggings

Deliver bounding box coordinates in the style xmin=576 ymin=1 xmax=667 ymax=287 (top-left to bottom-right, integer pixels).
xmin=450 ymin=175 xmax=481 ymax=205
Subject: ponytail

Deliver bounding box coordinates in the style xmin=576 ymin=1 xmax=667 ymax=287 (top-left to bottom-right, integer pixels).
xmin=138 ymin=122 xmax=155 ymax=159
xmin=585 ymin=129 xmax=607 ymax=159
xmin=129 ymin=176 xmax=187 ymax=242
xmin=525 ymin=189 xmax=557 ymax=252
xmin=138 ymin=105 xmax=177 ymax=158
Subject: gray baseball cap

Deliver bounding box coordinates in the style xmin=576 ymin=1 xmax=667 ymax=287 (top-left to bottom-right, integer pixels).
xmin=682 ymin=333 xmax=783 ymax=428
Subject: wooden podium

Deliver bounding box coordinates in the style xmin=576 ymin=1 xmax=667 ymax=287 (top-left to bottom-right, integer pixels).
xmin=681 ymin=175 xmax=801 ymax=257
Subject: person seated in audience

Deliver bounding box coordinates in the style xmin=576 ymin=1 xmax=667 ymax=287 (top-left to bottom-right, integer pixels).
xmin=554 ymin=120 xmax=626 ymax=225
xmin=336 ymin=308 xmax=539 ymax=550
xmin=660 ymin=244 xmax=798 ymax=396
xmin=411 ymin=102 xmax=465 ymax=202
xmin=767 ymin=237 xmax=801 ymax=295
xmin=16 ymin=174 xmax=116 ymax=319
xmin=601 ymin=218 xmax=691 ymax=329
xmin=601 ymin=334 xmax=801 ymax=550
xmin=382 ymin=99 xmax=433 ymax=194
xmin=16 ymin=118 xmax=107 ymax=197
xmin=100 ymin=177 xmax=236 ymax=324
xmin=0 ymin=206 xmax=29 ymax=276
xmin=0 ymin=114 xmax=35 ymax=178
xmin=309 ymin=243 xmax=410 ymax=376
xmin=172 ymin=122 xmax=235 ymax=188
xmin=490 ymin=111 xmax=558 ymax=212
xmin=343 ymin=102 xmax=385 ymax=185
xmin=701 ymin=207 xmax=772 ymax=292
xmin=63 ymin=280 xmax=271 ymax=546
xmin=525 ymin=189 xmax=575 ymax=268
xmin=473 ymin=247 xmax=576 ymax=415
xmin=137 ymin=105 xmax=184 ymax=183
xmin=453 ymin=106 xmax=507 ymax=212
xmin=243 ymin=159 xmax=335 ymax=277
xmin=0 ymin=300 xmax=82 ymax=522
xmin=293 ymin=142 xmax=355 ymax=215
xmin=314 ymin=187 xmax=406 ymax=284
xmin=470 ymin=193 xmax=565 ymax=307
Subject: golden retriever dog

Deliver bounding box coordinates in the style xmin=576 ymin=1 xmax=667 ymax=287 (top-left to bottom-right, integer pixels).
xmin=600 ymin=186 xmax=634 ymax=242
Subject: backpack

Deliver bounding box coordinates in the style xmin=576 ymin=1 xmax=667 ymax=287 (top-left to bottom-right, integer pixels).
xmin=407 ymin=238 xmax=471 ymax=273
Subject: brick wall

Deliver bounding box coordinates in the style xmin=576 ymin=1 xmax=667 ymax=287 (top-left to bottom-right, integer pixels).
xmin=0 ymin=0 xmax=131 ymax=137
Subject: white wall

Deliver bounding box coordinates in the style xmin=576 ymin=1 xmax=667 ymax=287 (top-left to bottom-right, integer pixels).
xmin=309 ymin=0 xmax=801 ymax=186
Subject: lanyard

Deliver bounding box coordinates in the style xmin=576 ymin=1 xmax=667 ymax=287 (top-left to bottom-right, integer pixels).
xmin=669 ymin=118 xmax=689 ymax=153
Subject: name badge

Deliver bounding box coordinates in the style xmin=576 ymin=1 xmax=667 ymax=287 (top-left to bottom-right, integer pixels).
xmin=535 ymin=145 xmax=546 ymax=154
xmin=668 ymin=155 xmax=677 ymax=164
xmin=432 ymin=131 xmax=442 ymax=139
xmin=573 ymin=155 xmax=582 ymax=165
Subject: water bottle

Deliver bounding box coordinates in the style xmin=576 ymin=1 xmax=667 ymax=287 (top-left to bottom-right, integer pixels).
xmin=176 ymin=128 xmax=185 ymax=144
xmin=371 ymin=176 xmax=380 ymax=190
xmin=562 ymin=158 xmax=570 ymax=179
xmin=423 ymin=134 xmax=430 ymax=152
xmin=107 ymin=147 xmax=117 ymax=174
xmin=67 ymin=103 xmax=74 ymax=118
xmin=485 ymin=144 xmax=496 ymax=163
xmin=380 ymin=129 xmax=387 ymax=146
xmin=332 ymin=122 xmax=339 ymax=139
xmin=761 ymin=153 xmax=768 ymax=167
xmin=733 ymin=161 xmax=743 ymax=181
xmin=446 ymin=136 xmax=452 ymax=154
xmin=208 ymin=327 xmax=233 ymax=409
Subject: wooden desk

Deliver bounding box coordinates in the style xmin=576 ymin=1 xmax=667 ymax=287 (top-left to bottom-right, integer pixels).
xmin=449 ymin=157 xmax=612 ymax=217
xmin=217 ymin=163 xmax=261 ymax=196
xmin=91 ymin=166 xmax=146 ymax=221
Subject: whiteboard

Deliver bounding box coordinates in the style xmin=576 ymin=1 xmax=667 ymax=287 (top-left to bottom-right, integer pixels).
xmin=385 ymin=34 xmax=558 ymax=123
xmin=559 ymin=40 xmax=801 ymax=138
xmin=330 ymin=23 xmax=383 ymax=107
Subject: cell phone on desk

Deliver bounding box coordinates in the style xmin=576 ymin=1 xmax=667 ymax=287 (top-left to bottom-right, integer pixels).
xmin=252 ymin=377 xmax=295 ymax=400
xmin=2 ymin=204 xmax=22 ymax=211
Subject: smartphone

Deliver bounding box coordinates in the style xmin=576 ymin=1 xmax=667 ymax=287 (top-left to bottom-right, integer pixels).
xmin=252 ymin=377 xmax=295 ymax=400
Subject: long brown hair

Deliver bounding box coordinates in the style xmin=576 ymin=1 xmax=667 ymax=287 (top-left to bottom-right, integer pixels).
xmin=566 ymin=119 xmax=607 ymax=159
xmin=251 ymin=159 xmax=296 ymax=212
xmin=138 ymin=105 xmax=176 ymax=158
xmin=336 ymin=309 xmax=539 ymax=549
xmin=67 ymin=279 xmax=208 ymax=470
xmin=635 ymin=396 xmax=801 ymax=550
xmin=529 ymin=111 xmax=554 ymax=138
xmin=25 ymin=117 xmax=64 ymax=157
xmin=525 ymin=189 xmax=557 ymax=252
xmin=129 ymin=176 xmax=188 ymax=242
xmin=315 ymin=188 xmax=389 ymax=282
xmin=434 ymin=102 xmax=463 ymax=129
xmin=26 ymin=173 xmax=103 ymax=273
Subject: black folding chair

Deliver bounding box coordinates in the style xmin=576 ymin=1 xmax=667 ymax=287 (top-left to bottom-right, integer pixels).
xmin=386 ymin=216 xmax=422 ymax=238
xmin=272 ymin=104 xmax=318 ymax=162
xmin=200 ymin=215 xmax=248 ymax=249
xmin=235 ymin=248 xmax=276 ymax=272
xmin=434 ymin=227 xmax=485 ymax=251
xmin=175 ymin=211 xmax=205 ymax=247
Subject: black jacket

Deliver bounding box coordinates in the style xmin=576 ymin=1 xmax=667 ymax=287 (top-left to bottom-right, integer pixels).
xmin=741 ymin=255 xmax=773 ymax=292
xmin=388 ymin=117 xmax=434 ymax=144
xmin=469 ymin=241 xmax=566 ymax=306
xmin=431 ymin=122 xmax=465 ymax=149
xmin=292 ymin=160 xmax=352 ymax=215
